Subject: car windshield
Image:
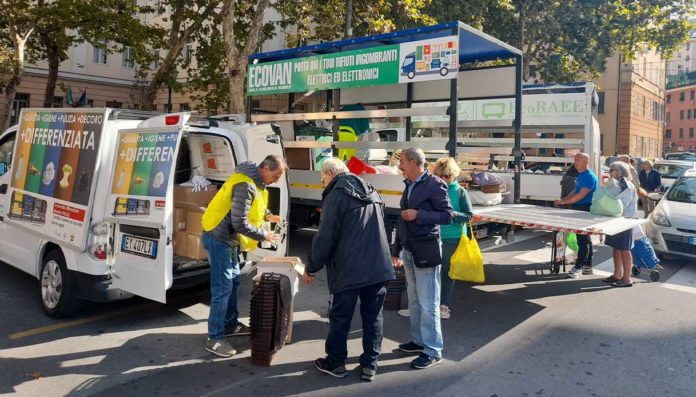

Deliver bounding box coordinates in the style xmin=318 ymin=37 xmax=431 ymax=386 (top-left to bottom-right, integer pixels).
xmin=666 ymin=153 xmax=696 ymax=161
xmin=654 ymin=163 xmax=691 ymax=179
xmin=666 ymin=177 xmax=696 ymax=204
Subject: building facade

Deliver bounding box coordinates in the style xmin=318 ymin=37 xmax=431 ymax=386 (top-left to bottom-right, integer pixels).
xmin=0 ymin=3 xmax=288 ymax=127
xmin=664 ymin=76 xmax=696 ymax=153
xmin=594 ymin=50 xmax=666 ymax=158
xmin=666 ymin=18 xmax=696 ymax=77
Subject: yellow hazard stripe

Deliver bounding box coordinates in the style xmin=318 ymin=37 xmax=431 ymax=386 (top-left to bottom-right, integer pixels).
xmin=290 ymin=183 xmax=402 ymax=196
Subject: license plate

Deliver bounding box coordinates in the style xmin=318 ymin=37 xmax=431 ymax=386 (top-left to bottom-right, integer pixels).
xmin=689 ymin=236 xmax=696 ymax=246
xmin=121 ymin=235 xmax=157 ymax=258
xmin=475 ymin=228 xmax=488 ymax=239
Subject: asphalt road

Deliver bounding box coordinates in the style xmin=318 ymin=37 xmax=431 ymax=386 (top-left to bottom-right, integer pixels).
xmin=1 ymin=228 xmax=696 ymax=396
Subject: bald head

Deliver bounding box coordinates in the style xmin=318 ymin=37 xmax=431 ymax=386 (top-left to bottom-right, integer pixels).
xmin=574 ymin=152 xmax=589 ymax=172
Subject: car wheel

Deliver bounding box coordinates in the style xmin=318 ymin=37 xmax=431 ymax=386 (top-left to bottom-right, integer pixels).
xmin=407 ymin=71 xmax=415 ymax=79
xmin=40 ymin=250 xmax=82 ymax=318
xmin=440 ymin=67 xmax=448 ymax=76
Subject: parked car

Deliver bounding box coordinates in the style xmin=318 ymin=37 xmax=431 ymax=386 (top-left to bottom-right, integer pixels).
xmin=665 ymin=152 xmax=696 ymax=161
xmin=652 ymin=160 xmax=696 ymax=191
xmin=645 ymin=169 xmax=696 ymax=260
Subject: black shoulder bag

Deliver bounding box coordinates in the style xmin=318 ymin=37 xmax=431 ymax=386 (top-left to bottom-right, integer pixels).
xmin=410 ymin=235 xmax=442 ymax=268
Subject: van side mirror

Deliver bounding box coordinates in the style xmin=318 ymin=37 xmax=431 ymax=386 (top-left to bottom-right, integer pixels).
xmin=647 ymin=192 xmax=662 ymax=202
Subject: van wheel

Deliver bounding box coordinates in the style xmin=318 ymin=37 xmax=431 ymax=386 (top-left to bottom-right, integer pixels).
xmin=439 ymin=67 xmax=448 ymax=76
xmin=40 ymin=250 xmax=81 ymax=318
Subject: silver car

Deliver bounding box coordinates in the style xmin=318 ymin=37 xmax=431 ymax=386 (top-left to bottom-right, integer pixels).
xmin=646 ymin=170 xmax=696 ymax=259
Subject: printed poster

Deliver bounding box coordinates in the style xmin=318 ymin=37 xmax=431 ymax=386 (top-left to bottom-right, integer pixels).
xmin=111 ymin=130 xmax=178 ymax=221
xmin=8 ymin=109 xmax=106 ymax=248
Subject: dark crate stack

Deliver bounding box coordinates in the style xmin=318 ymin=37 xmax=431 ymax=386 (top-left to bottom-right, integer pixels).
xmin=384 ymin=268 xmax=406 ymax=310
xmin=250 ymin=272 xmax=293 ymax=365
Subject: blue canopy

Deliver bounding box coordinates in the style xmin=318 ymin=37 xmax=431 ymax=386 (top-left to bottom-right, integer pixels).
xmin=249 ymin=21 xmax=521 ymax=64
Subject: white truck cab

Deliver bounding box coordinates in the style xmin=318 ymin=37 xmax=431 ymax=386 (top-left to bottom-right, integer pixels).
xmin=0 ymin=108 xmax=288 ymax=317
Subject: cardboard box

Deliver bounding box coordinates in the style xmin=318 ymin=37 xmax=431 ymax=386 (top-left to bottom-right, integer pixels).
xmin=481 ymin=184 xmax=506 ymax=194
xmin=174 ymin=185 xmax=218 ymax=207
xmin=173 ymin=232 xmax=188 ymax=257
xmin=186 ymin=211 xmax=204 ymax=235
xmin=259 ymin=257 xmax=305 ymax=295
xmin=174 ymin=208 xmax=187 ymax=231
xmin=185 ymin=233 xmax=207 ymax=260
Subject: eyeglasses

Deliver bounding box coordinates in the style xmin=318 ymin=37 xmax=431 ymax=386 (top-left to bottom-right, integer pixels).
xmin=320 ymin=174 xmax=327 ymax=184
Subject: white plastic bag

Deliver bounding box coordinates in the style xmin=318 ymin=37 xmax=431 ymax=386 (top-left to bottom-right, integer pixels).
xmin=468 ymin=190 xmax=502 ymax=206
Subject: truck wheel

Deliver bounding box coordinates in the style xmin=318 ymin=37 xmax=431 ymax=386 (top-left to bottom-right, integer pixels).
xmin=407 ymin=71 xmax=415 ymax=79
xmin=40 ymin=250 xmax=82 ymax=318
xmin=440 ymin=67 xmax=448 ymax=76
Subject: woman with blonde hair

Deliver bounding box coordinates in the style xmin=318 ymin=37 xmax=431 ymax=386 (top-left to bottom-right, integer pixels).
xmin=431 ymin=157 xmax=473 ymax=319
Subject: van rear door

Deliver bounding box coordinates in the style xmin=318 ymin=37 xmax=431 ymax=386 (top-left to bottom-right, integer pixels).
xmin=105 ymin=126 xmax=181 ymax=303
xmin=240 ymin=125 xmax=289 ymax=260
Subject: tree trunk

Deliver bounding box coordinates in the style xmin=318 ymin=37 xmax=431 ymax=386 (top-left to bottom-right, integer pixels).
xmin=223 ymin=0 xmax=271 ymax=115
xmin=142 ymin=1 xmax=218 ymax=109
xmin=2 ymin=28 xmax=30 ymax=130
xmin=43 ymin=46 xmax=61 ymax=108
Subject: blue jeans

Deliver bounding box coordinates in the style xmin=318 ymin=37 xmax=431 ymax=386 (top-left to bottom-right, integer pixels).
xmin=202 ymin=232 xmax=241 ymax=340
xmin=402 ymin=249 xmax=443 ymax=358
xmin=325 ymin=282 xmax=387 ymax=369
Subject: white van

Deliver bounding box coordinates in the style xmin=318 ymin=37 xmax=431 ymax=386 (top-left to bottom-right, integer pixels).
xmin=0 ymin=109 xmax=288 ymax=317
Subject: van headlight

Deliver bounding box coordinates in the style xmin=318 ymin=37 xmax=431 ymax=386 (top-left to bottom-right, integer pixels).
xmin=91 ymin=222 xmax=110 ymax=236
xmin=651 ymin=210 xmax=672 ymax=228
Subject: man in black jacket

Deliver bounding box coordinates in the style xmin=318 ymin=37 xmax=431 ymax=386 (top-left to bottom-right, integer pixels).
xmin=391 ymin=148 xmax=452 ymax=370
xmin=304 ymin=158 xmax=395 ymax=381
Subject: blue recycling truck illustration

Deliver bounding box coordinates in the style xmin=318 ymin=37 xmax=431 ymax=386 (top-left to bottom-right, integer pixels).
xmin=401 ymin=41 xmax=458 ymax=79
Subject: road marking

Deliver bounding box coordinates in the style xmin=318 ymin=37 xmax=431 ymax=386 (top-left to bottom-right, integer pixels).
xmin=662 ymin=265 xmax=696 ymax=295
xmin=8 ymin=290 xmax=210 ymax=340
xmin=8 ymin=302 xmax=160 ymax=340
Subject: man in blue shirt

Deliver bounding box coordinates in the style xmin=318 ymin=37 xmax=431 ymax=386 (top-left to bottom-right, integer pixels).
xmin=554 ymin=153 xmax=598 ymax=278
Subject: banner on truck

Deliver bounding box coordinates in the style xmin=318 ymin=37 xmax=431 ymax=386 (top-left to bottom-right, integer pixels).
xmin=411 ymin=92 xmax=588 ymax=126
xmin=247 ymin=36 xmax=458 ymax=96
xmin=8 ymin=109 xmax=106 ymax=248
xmin=110 ymin=129 xmax=179 ymax=221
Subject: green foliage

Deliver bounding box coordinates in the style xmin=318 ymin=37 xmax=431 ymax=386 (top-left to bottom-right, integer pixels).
xmin=275 ymin=0 xmax=435 ymax=46
xmin=425 ymin=0 xmax=696 ymax=82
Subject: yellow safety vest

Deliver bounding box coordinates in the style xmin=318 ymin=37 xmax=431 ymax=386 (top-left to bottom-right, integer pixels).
xmin=201 ymin=172 xmax=268 ymax=252
xmin=338 ymin=125 xmax=358 ymax=162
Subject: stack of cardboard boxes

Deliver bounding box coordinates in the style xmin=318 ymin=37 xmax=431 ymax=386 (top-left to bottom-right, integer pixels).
xmin=173 ymin=185 xmax=219 ymax=260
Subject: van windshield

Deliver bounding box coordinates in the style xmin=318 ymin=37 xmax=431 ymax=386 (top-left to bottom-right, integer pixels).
xmin=666 ymin=177 xmax=696 ymax=204
xmin=654 ymin=163 xmax=691 ymax=179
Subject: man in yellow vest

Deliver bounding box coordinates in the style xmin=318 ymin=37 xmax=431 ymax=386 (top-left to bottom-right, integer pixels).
xmin=201 ymin=154 xmax=286 ymax=357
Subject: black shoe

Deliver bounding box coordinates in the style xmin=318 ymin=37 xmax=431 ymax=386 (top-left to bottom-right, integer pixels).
xmin=360 ymin=365 xmax=377 ymax=382
xmin=314 ymin=358 xmax=347 ymax=378
xmin=224 ymin=322 xmax=251 ymax=337
xmin=411 ymin=353 xmax=442 ymax=369
xmin=398 ymin=341 xmax=425 ymax=354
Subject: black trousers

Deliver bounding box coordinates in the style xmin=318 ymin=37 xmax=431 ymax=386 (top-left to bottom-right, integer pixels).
xmin=572 ymin=204 xmax=593 ymax=267
xmin=326 ymin=282 xmax=387 ymax=369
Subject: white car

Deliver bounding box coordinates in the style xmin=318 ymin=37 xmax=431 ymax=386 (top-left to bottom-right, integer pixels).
xmin=646 ymin=169 xmax=696 ymax=259
xmin=652 ymin=160 xmax=696 ymax=191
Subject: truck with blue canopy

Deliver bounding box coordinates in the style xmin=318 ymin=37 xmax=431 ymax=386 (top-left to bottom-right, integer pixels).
xmin=246 ymin=24 xmax=601 ymax=242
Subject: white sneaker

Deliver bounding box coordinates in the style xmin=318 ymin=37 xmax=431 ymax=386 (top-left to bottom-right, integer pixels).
xmin=440 ymin=305 xmax=451 ymax=320
xmin=567 ymin=266 xmax=582 ymax=279
xmin=397 ymin=309 xmax=410 ymax=317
